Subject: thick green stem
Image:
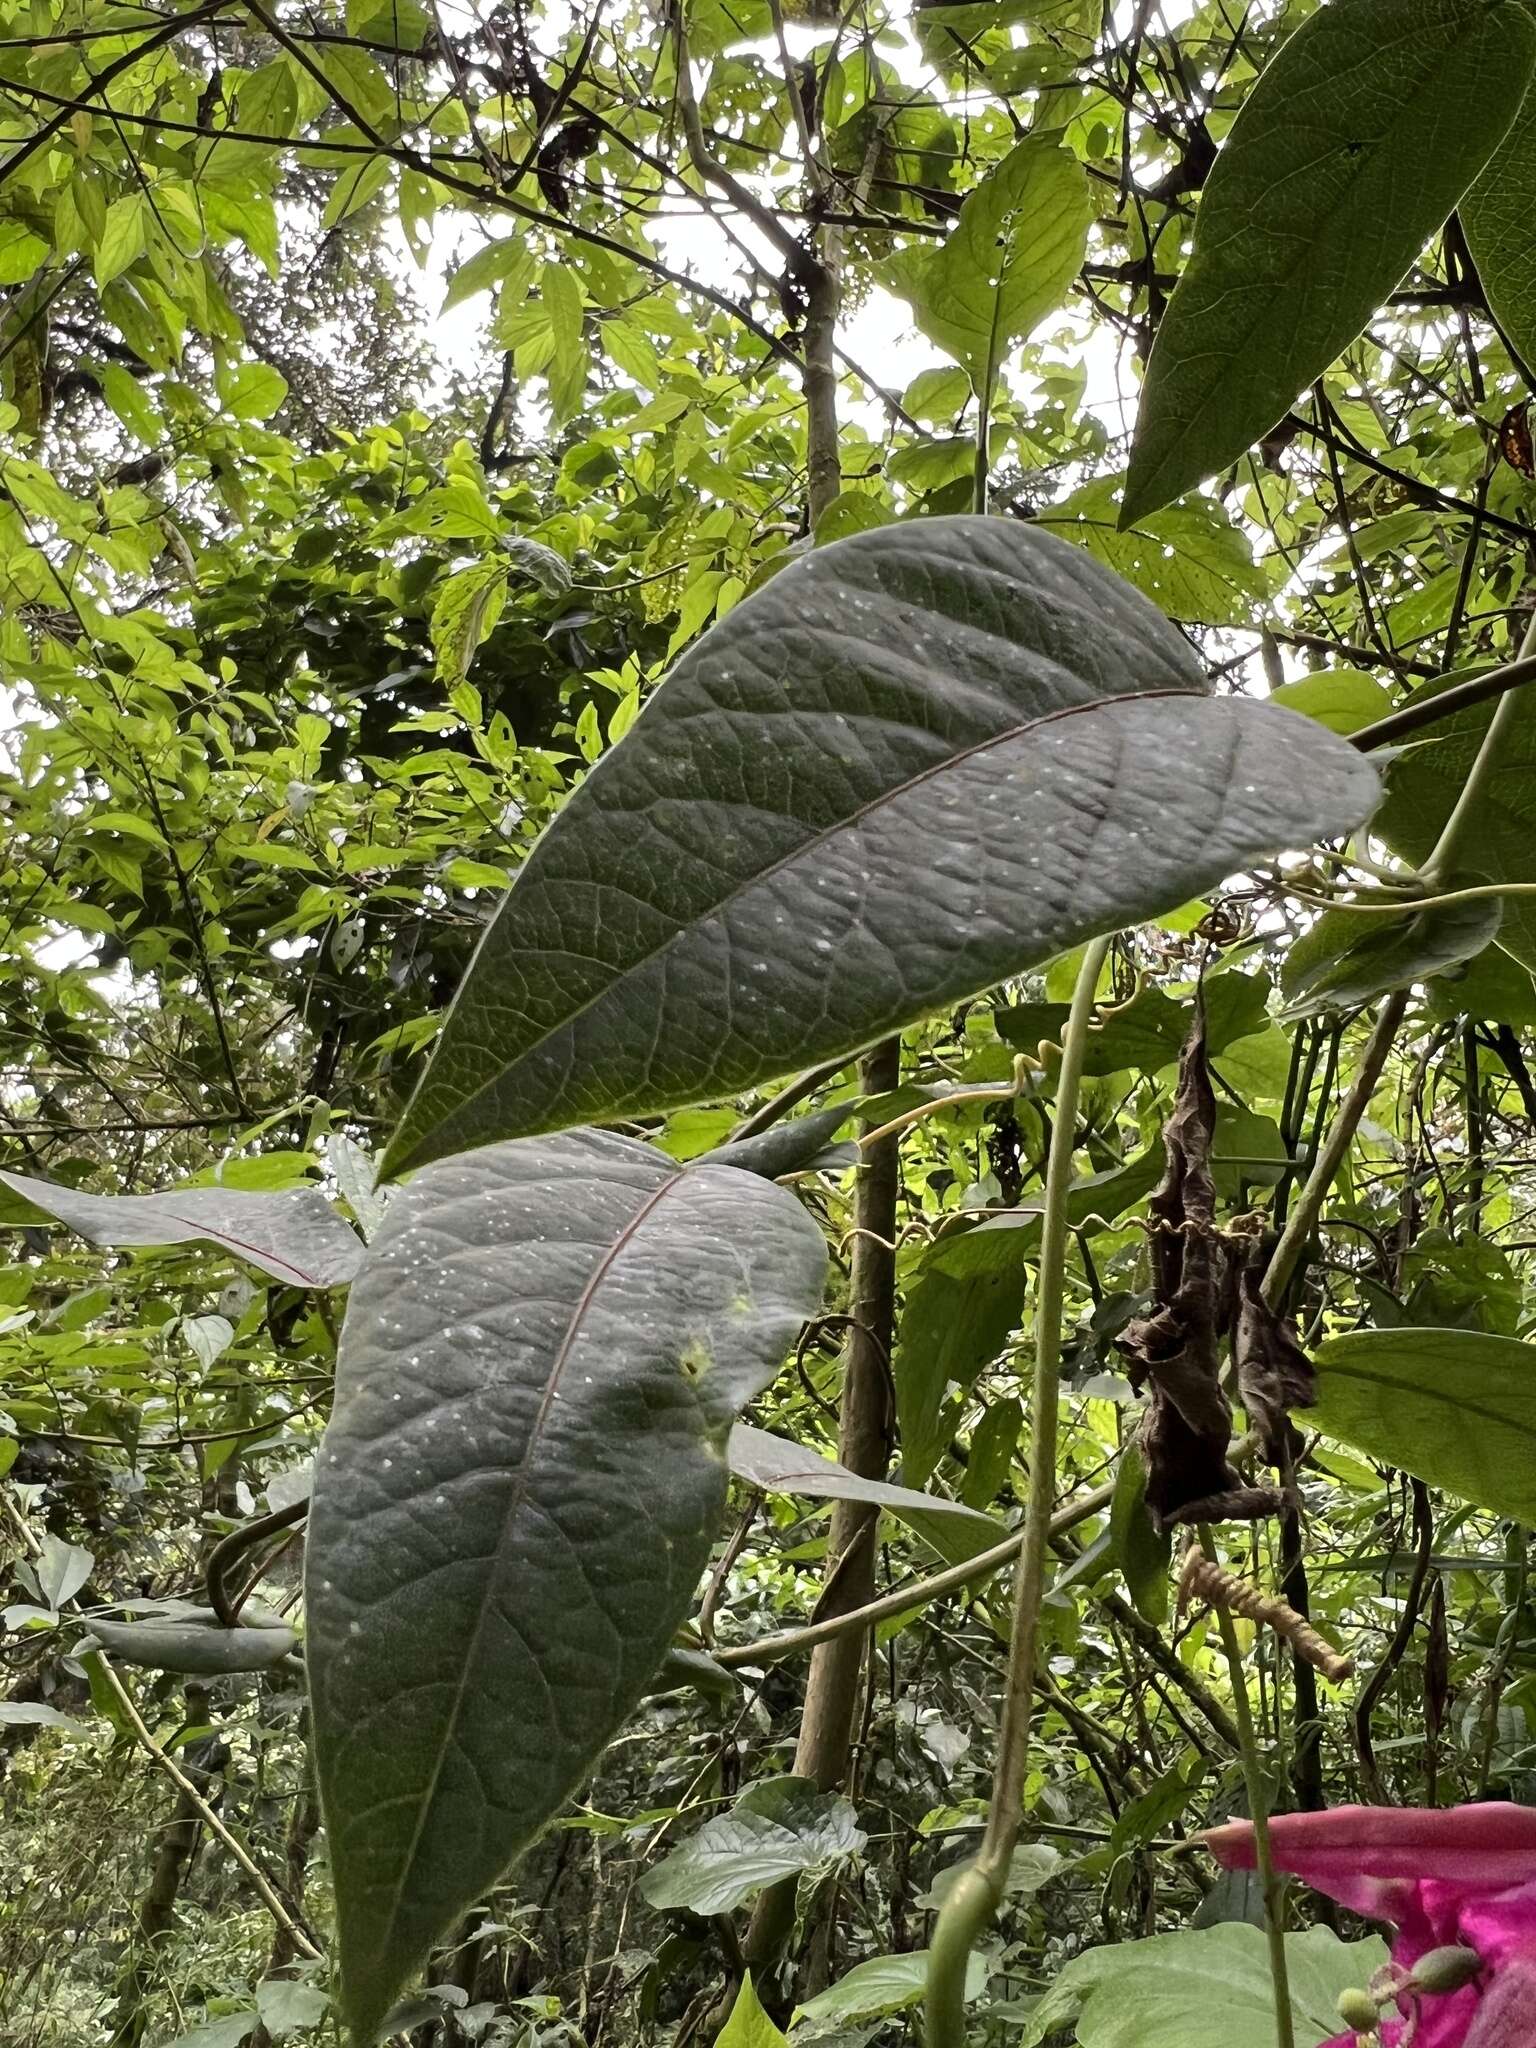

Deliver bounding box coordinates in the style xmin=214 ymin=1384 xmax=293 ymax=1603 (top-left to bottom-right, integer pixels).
xmin=925 ymin=936 xmax=1111 ymax=2048
xmin=1200 ymin=1526 xmax=1295 ymax=2048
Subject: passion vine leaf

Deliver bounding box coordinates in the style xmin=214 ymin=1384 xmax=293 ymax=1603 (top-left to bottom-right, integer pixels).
xmin=1374 ymin=674 xmax=1536 ymax=970
xmin=305 ymin=1130 xmax=826 ymax=2044
xmin=383 ymin=518 xmax=1380 ymax=1177
xmin=1278 ymin=882 xmax=1503 ymax=1020
xmin=0 ymin=1169 xmax=364 ymax=1288
xmin=1121 ymin=0 xmax=1536 ymax=525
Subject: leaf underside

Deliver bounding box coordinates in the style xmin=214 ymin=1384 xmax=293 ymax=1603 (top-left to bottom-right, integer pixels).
xmin=305 ymin=1130 xmax=826 ymax=2043
xmin=384 ymin=517 xmax=1380 ymax=1176
xmin=1122 ymin=0 xmax=1536 ymax=523
xmin=0 ymin=1169 xmax=364 ymax=1288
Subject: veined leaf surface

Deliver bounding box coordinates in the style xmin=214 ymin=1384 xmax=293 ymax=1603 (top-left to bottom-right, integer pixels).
xmin=1122 ymin=0 xmax=1536 ymax=523
xmin=384 ymin=517 xmax=1379 ymax=1175
xmin=305 ymin=1130 xmax=826 ymax=2042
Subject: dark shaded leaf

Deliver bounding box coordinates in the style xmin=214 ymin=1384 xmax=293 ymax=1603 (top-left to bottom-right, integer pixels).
xmin=305 ymin=1131 xmax=826 ymax=2044
xmin=383 ymin=518 xmax=1379 ymax=1175
xmin=697 ymin=1105 xmax=856 ymax=1178
xmin=1123 ymin=0 xmax=1536 ymax=521
xmin=1464 ymin=103 xmax=1536 ymax=373
xmin=646 ymin=1647 xmax=738 ymax=1701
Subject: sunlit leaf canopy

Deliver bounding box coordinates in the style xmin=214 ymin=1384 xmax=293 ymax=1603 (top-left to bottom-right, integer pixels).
xmin=7 ymin=0 xmax=1536 ymax=2042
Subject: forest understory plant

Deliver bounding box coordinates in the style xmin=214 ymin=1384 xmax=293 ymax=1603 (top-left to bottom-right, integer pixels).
xmin=13 ymin=2 xmax=1536 ymax=2047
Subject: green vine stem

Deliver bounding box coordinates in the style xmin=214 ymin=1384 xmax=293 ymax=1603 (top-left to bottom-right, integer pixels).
xmin=1197 ymin=1524 xmax=1296 ymax=2048
xmin=925 ymin=935 xmax=1113 ymax=2048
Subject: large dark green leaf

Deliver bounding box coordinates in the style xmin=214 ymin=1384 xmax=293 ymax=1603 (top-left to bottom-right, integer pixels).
xmin=384 ymin=518 xmax=1379 ymax=1176
xmin=1376 ymin=674 xmax=1536 ymax=970
xmin=305 ymin=1131 xmax=826 ymax=2043
xmin=1311 ymin=1327 xmax=1536 ymax=1521
xmin=1122 ymin=0 xmax=1536 ymax=524
xmin=1463 ymin=88 xmax=1536 ymax=370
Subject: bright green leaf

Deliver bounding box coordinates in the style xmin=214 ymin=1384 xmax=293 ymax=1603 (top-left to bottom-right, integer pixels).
xmin=1312 ymin=1326 xmax=1536 ymax=1521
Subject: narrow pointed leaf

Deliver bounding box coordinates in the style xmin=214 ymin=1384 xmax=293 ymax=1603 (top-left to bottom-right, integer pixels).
xmin=384 ymin=518 xmax=1380 ymax=1176
xmin=728 ymin=1421 xmax=1000 ymax=1560
xmin=0 ymin=1169 xmax=363 ymax=1288
xmin=1122 ymin=0 xmax=1536 ymax=524
xmin=85 ymin=1616 xmax=299 ymax=1674
xmin=305 ymin=1130 xmax=826 ymax=2044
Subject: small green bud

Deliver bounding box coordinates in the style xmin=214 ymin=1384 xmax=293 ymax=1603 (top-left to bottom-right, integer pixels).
xmin=1407 ymin=1944 xmax=1483 ymax=1995
xmin=1335 ymin=1987 xmax=1381 ymax=2032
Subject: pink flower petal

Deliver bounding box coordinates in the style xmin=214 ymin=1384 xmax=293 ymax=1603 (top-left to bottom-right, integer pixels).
xmin=1203 ymin=1806 xmax=1536 ymax=1896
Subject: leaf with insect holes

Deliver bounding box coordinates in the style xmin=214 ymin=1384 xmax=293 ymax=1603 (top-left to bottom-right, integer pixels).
xmin=383 ymin=516 xmax=1380 ymax=1177
xmin=305 ymin=1129 xmax=826 ymax=2044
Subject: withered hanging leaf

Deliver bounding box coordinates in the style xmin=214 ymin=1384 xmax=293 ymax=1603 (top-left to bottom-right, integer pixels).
xmin=1116 ymin=1006 xmax=1283 ymax=1530
xmin=1499 ymin=401 xmax=1535 ymax=479
xmin=1232 ymin=1240 xmax=1315 ymax=1467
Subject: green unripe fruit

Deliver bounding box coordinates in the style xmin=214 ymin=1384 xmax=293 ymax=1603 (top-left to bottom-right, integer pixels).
xmin=1407 ymin=1944 xmax=1483 ymax=1995
xmin=1335 ymin=1986 xmax=1381 ymax=2032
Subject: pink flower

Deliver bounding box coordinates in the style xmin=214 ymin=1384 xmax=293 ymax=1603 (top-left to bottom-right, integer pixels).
xmin=1203 ymin=1804 xmax=1536 ymax=2046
